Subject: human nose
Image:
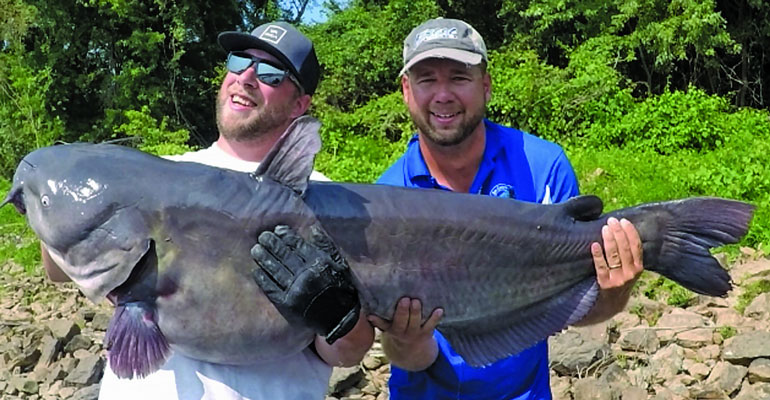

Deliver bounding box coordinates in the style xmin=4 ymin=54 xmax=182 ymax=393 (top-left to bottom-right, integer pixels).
xmin=432 ymin=81 xmax=455 ymax=103
xmin=236 ymin=64 xmax=259 ymax=88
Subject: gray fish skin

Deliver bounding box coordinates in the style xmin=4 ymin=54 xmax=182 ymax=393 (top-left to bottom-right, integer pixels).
xmin=2 ymin=123 xmax=754 ymax=377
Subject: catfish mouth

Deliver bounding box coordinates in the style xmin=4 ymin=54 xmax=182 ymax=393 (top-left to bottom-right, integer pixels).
xmin=107 ymin=240 xmax=158 ymax=306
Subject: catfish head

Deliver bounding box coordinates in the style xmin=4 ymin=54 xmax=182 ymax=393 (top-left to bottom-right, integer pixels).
xmin=1 ymin=144 xmax=154 ymax=303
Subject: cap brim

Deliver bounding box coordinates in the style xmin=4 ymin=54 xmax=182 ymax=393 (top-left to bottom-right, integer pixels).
xmin=400 ymin=48 xmax=484 ymax=75
xmin=217 ymin=32 xmax=300 ymax=80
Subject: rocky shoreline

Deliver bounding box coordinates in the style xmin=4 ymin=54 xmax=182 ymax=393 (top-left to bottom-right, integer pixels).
xmin=1 ymin=250 xmax=769 ymax=400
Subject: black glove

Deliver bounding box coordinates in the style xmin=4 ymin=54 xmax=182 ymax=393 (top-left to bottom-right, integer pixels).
xmin=251 ymin=225 xmax=361 ymax=344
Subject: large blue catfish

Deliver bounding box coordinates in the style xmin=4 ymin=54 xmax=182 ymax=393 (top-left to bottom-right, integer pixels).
xmin=2 ymin=117 xmax=754 ymax=379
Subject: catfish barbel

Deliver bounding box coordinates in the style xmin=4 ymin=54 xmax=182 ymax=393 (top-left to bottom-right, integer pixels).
xmin=1 ymin=117 xmax=754 ymax=379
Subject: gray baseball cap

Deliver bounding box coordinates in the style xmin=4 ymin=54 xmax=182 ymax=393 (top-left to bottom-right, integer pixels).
xmin=218 ymin=21 xmax=320 ymax=95
xmin=401 ymin=18 xmax=487 ymax=75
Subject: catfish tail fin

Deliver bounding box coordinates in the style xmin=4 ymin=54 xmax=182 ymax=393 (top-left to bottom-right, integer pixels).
xmin=624 ymin=197 xmax=755 ymax=297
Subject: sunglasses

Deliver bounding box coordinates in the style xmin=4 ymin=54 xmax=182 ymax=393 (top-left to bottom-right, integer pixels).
xmin=226 ymin=52 xmax=303 ymax=91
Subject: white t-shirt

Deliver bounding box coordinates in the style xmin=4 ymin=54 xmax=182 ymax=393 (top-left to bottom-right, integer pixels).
xmin=99 ymin=142 xmax=332 ymax=400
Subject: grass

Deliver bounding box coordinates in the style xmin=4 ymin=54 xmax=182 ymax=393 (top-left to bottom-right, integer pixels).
xmin=718 ymin=326 xmax=737 ymax=341
xmin=735 ymin=279 xmax=770 ymax=315
xmin=0 ymin=179 xmax=41 ymax=275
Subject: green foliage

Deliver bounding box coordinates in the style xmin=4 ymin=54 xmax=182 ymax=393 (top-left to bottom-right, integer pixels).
xmin=315 ymin=91 xmax=412 ymax=182
xmin=115 ymin=105 xmax=193 ymax=156
xmin=0 ymin=179 xmax=41 ymax=274
xmin=642 ymin=276 xmax=695 ymax=307
xmin=0 ymin=55 xmax=63 ymax=178
xmin=487 ymin=38 xmax=634 ymax=143
xmin=307 ymin=0 xmax=440 ymax=110
xmin=508 ymin=0 xmax=741 ymax=96
xmin=584 ymin=87 xmax=740 ymax=154
xmin=718 ymin=326 xmax=737 ymax=341
xmin=568 ymin=142 xmax=770 ymax=248
xmin=736 ymin=280 xmax=770 ymax=315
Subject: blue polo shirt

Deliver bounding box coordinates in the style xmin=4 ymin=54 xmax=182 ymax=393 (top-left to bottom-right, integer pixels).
xmin=377 ymin=119 xmax=579 ymax=400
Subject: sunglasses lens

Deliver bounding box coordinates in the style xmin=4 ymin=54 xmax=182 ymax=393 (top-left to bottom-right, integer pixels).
xmin=226 ymin=53 xmax=253 ymax=74
xmin=257 ymin=63 xmax=288 ymax=86
xmin=226 ymin=52 xmax=292 ymax=87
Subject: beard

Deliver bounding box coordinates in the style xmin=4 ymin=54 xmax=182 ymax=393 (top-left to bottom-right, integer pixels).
xmin=215 ymin=90 xmax=295 ymax=142
xmin=409 ymin=105 xmax=485 ymax=147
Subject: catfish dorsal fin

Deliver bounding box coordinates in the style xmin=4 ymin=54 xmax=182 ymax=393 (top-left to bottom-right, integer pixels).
xmin=562 ymin=195 xmax=604 ymax=221
xmin=254 ymin=115 xmax=322 ymax=195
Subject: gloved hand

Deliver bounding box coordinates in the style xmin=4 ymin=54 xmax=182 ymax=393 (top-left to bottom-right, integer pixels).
xmin=251 ymin=225 xmax=361 ymax=344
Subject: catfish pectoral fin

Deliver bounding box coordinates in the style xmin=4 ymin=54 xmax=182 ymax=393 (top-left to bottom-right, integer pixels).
xmin=105 ymin=302 xmax=169 ymax=379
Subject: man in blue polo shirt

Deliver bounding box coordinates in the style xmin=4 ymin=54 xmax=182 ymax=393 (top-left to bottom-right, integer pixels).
xmin=365 ymin=18 xmax=645 ymax=399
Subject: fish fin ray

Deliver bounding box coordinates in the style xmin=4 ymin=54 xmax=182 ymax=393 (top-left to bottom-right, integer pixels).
xmin=105 ymin=302 xmax=169 ymax=379
xmin=626 ymin=198 xmax=755 ymax=296
xmin=439 ymin=278 xmax=598 ymax=366
xmin=253 ymin=115 xmax=321 ymax=196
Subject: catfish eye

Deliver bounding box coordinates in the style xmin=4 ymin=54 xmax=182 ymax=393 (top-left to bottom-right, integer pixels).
xmin=41 ymin=195 xmax=50 ymax=208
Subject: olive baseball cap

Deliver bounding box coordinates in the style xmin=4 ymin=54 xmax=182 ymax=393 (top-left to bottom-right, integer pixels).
xmin=401 ymin=18 xmax=487 ymax=75
xmin=218 ymin=21 xmax=320 ymax=95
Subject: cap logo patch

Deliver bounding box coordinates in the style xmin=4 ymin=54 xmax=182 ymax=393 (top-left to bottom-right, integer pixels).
xmin=259 ymin=25 xmax=287 ymax=44
xmin=414 ymin=27 xmax=458 ymax=48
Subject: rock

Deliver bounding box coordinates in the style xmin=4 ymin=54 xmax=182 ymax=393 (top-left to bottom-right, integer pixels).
xmin=549 ymin=329 xmax=612 ymax=375
xmin=722 ymin=331 xmax=770 ymax=365
xmin=734 ymin=380 xmax=770 ymax=400
xmin=64 ymin=354 xmax=104 ymax=386
xmin=744 ymin=293 xmax=770 ymax=320
xmin=676 ymin=328 xmax=714 ymax=348
xmin=571 ymin=377 xmax=612 ymax=400
xmin=328 ymin=366 xmax=364 ymax=395
xmin=704 ymin=360 xmax=748 ymax=396
xmin=45 ymin=380 xmax=63 ymax=398
xmin=47 ymin=319 xmax=80 ymax=342
xmin=731 ymin=258 xmax=770 ymax=284
xmin=650 ymin=344 xmax=684 ymax=383
xmin=609 ymin=311 xmax=641 ymax=331
xmin=9 ymin=375 xmax=39 ymax=394
xmin=362 ymin=353 xmax=384 ymax=370
xmin=618 ymin=327 xmax=659 ymax=353
xmin=651 ymin=384 xmax=687 ymax=400
xmin=8 ymin=346 xmax=41 ymax=371
xmin=655 ymin=309 xmax=709 ymax=344
xmin=712 ymin=307 xmax=744 ymax=327
xmin=688 ymin=382 xmax=730 ymax=399
xmin=697 ymin=344 xmax=722 ymax=361
xmin=621 ymin=386 xmax=648 ymax=400
xmin=58 ymin=386 xmax=77 ymax=398
xmin=64 ymin=334 xmax=92 ymax=353
xmin=35 ymin=335 xmax=61 ymax=369
xmin=90 ymin=313 xmax=112 ymax=331
xmin=683 ymin=358 xmax=711 ymax=380
xmin=748 ymin=358 xmax=770 ymax=383
xmin=550 ymin=374 xmax=571 ymax=400
xmin=70 ymin=384 xmax=100 ymax=400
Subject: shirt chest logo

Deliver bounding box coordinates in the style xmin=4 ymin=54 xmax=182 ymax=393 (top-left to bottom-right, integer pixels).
xmin=489 ymin=183 xmax=516 ymax=199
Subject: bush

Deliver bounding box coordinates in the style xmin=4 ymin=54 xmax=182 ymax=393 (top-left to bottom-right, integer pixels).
xmin=114 ymin=105 xmax=193 ymax=156
xmin=315 ymin=92 xmax=412 ymax=183
xmin=584 ymin=87 xmax=741 ymax=154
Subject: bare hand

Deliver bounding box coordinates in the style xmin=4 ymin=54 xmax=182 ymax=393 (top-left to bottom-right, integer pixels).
xmin=368 ymin=297 xmax=443 ymax=371
xmin=368 ymin=297 xmax=443 ymax=344
xmin=592 ymin=217 xmax=644 ymax=291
